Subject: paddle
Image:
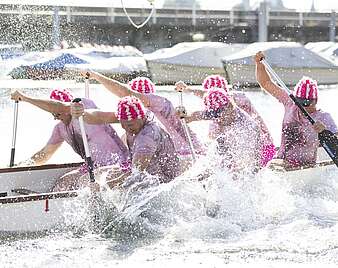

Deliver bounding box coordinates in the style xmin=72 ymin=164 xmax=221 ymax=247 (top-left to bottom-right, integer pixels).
xmin=261 ymin=59 xmax=338 ymax=167
xmin=9 ymin=100 xmax=19 ymax=167
xmin=72 ymin=98 xmax=95 ymax=182
xmin=84 ymin=72 xmax=90 ymax=98
xmin=177 ymin=89 xmax=197 ymax=161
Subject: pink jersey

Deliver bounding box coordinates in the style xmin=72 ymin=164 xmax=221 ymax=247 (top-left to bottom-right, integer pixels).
xmin=126 ymin=115 xmax=181 ymax=183
xmin=209 ymin=91 xmax=275 ymax=166
xmin=276 ymin=91 xmax=337 ymax=167
xmin=47 ymin=98 xmax=129 ymax=168
xmin=144 ymin=94 xmax=205 ymax=156
xmin=211 ymin=107 xmax=261 ymax=173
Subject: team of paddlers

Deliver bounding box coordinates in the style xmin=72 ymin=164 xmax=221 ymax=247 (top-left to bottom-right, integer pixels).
xmin=10 ymin=51 xmax=338 ymax=191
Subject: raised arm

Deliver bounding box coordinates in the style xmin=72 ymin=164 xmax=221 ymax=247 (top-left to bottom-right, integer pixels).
xmin=11 ymin=90 xmax=70 ymax=114
xmin=254 ymin=52 xmax=286 ymax=100
xmin=185 ymin=111 xmax=204 ymax=123
xmin=71 ymin=102 xmax=118 ymax=124
xmin=86 ymin=71 xmax=150 ymax=106
xmin=175 ymin=106 xmax=204 ymax=123
xmin=175 ymin=81 xmax=204 ymax=98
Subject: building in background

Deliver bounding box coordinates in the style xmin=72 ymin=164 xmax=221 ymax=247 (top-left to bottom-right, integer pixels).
xmin=162 ymin=0 xmax=201 ymax=9
xmin=233 ymin=0 xmax=250 ymax=11
xmin=251 ymin=0 xmax=287 ymax=10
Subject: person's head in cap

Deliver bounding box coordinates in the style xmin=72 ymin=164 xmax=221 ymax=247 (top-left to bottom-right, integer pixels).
xmin=202 ymin=75 xmax=229 ymax=92
xmin=49 ymin=89 xmax=74 ymax=123
xmin=50 ymin=89 xmax=73 ymax=102
xmin=117 ymin=96 xmax=146 ymax=135
xmin=203 ymin=88 xmax=235 ymax=125
xmin=128 ymin=77 xmax=155 ymax=95
xmin=293 ymin=76 xmax=318 ymax=112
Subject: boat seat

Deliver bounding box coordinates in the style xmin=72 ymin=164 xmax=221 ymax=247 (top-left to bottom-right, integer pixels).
xmin=11 ymin=188 xmax=39 ymax=195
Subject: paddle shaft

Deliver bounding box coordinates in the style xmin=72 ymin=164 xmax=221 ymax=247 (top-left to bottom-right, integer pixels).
xmin=85 ymin=74 xmax=89 ymax=98
xmin=9 ymin=101 xmax=19 ymax=167
xmin=72 ymin=98 xmax=95 ymax=182
xmin=261 ymin=59 xmax=338 ymax=166
xmin=178 ymin=91 xmax=197 ymax=161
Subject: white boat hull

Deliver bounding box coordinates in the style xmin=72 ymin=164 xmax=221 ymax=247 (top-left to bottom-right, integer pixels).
xmin=0 ymin=159 xmax=336 ymax=232
xmin=146 ymin=61 xmax=226 ymax=85
xmin=0 ymin=191 xmax=78 ymax=232
xmin=270 ymin=161 xmax=337 ymax=189
xmin=0 ymin=163 xmax=82 ymax=232
xmin=0 ymin=162 xmax=82 ymax=196
xmin=224 ymin=62 xmax=338 ymax=87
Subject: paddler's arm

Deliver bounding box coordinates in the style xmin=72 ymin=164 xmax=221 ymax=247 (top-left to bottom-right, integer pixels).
xmin=175 ymin=81 xmax=204 ymax=98
xmin=21 ymin=143 xmax=62 ymax=166
xmin=313 ymin=121 xmax=338 ymax=141
xmin=106 ymin=168 xmax=131 ymax=189
xmin=71 ymin=102 xmax=119 ymax=124
xmin=10 ymin=90 xmax=69 ymax=114
xmin=85 ymin=71 xmax=151 ymax=106
xmin=105 ymin=156 xmax=153 ymax=189
xmin=175 ymin=106 xmax=204 ymax=123
xmin=184 ymin=111 xmax=204 ymax=123
xmin=133 ymin=155 xmax=153 ymax=172
xmin=254 ymin=52 xmax=286 ymax=100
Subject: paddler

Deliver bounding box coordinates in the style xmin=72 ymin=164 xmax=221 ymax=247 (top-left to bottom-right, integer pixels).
xmin=181 ymin=88 xmax=261 ymax=177
xmin=80 ymin=71 xmax=205 ymax=162
xmin=175 ymin=75 xmax=275 ymax=167
xmin=254 ymin=51 xmax=338 ymax=168
xmin=10 ymin=89 xmax=129 ymax=191
xmin=71 ymin=96 xmax=182 ymax=188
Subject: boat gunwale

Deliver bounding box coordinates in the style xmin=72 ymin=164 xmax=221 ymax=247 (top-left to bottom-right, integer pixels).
xmin=0 ymin=162 xmax=83 ymax=174
xmin=0 ymin=190 xmax=79 ymax=204
xmin=270 ymin=160 xmax=334 ymax=172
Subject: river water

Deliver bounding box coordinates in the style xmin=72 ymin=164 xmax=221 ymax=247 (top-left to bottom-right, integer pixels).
xmin=0 ymin=81 xmax=338 ymax=267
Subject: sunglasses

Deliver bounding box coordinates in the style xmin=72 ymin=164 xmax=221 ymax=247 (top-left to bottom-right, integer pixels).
xmin=295 ymin=97 xmax=314 ymax=107
xmin=52 ymin=113 xmax=61 ymax=118
xmin=203 ymin=108 xmax=225 ymax=119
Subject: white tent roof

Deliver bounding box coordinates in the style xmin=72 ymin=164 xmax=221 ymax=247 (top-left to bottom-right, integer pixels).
xmin=305 ymin=41 xmax=336 ymax=54
xmin=223 ymin=42 xmax=336 ymax=68
xmin=145 ymin=42 xmax=247 ymax=68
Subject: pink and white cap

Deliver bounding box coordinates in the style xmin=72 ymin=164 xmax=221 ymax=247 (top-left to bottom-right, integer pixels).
xmin=202 ymin=75 xmax=229 ymax=92
xmin=293 ymin=76 xmax=318 ymax=100
xmin=128 ymin=77 xmax=155 ymax=94
xmin=203 ymin=88 xmax=230 ymax=111
xmin=117 ymin=96 xmax=146 ymax=121
xmin=50 ymin=89 xmax=73 ymax=102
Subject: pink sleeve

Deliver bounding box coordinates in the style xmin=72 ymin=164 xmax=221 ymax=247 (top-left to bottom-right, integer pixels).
xmin=146 ymin=94 xmax=172 ymax=117
xmin=232 ymin=93 xmax=254 ymax=115
xmin=47 ymin=124 xmax=64 ymax=145
xmin=321 ymin=113 xmax=338 ymax=133
xmin=133 ymin=129 xmax=158 ymax=157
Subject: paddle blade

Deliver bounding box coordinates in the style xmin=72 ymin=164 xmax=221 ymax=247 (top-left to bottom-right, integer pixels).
xmin=318 ymin=129 xmax=338 ymax=167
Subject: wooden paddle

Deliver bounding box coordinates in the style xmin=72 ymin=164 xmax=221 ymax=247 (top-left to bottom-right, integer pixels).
xmin=72 ymin=98 xmax=95 ymax=182
xmin=261 ymin=59 xmax=338 ymax=167
xmin=9 ymin=100 xmax=19 ymax=167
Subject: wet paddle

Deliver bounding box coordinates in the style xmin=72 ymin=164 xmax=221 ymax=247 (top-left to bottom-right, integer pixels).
xmin=9 ymin=100 xmax=19 ymax=167
xmin=261 ymin=59 xmax=338 ymax=167
xmin=72 ymin=98 xmax=95 ymax=182
xmin=177 ymin=89 xmax=197 ymax=161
